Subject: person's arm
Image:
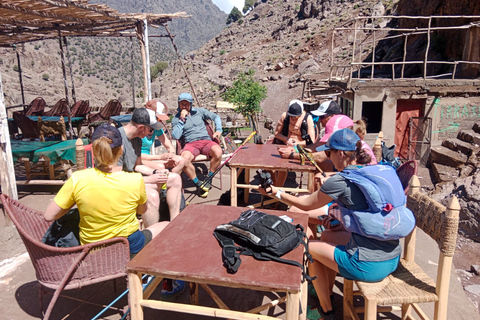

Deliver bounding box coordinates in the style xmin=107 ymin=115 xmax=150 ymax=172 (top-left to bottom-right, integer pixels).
xmin=274 ymin=113 xmax=288 ymax=143
xmin=202 ymin=109 xmax=223 ymax=139
xmin=171 ymin=116 xmax=184 ymax=140
xmin=44 ymin=201 xmax=70 ymax=222
xmin=158 ymin=134 xmax=175 ymax=153
xmin=258 ymin=185 xmax=332 ymax=212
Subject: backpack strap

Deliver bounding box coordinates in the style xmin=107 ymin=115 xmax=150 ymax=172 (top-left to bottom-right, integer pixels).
xmin=213 ymin=231 xmax=242 ymax=274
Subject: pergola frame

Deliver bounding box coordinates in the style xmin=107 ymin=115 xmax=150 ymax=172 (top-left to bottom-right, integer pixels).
xmin=0 ymin=0 xmax=189 ymax=200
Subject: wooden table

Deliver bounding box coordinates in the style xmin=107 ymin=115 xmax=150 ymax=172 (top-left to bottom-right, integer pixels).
xmin=228 ymin=144 xmax=316 ymax=206
xmin=127 ymin=204 xmax=308 ymax=320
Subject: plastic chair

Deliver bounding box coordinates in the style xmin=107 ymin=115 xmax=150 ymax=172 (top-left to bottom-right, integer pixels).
xmin=343 ymin=176 xmax=460 ymax=320
xmin=396 ymin=159 xmax=418 ymax=195
xmin=1 ymin=194 xmax=130 ymax=320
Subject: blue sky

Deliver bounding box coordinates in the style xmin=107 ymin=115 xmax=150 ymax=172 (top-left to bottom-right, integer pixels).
xmin=212 ymin=0 xmax=244 ymax=14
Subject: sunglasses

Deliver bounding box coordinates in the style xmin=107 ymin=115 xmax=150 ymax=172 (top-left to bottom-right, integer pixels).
xmin=147 ymin=127 xmax=154 ymax=133
xmin=325 ymin=149 xmax=337 ymax=158
xmin=319 ymin=115 xmax=327 ymax=120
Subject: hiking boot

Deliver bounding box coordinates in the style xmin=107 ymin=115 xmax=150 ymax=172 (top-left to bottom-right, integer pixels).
xmin=161 ymin=279 xmax=186 ymax=301
xmin=195 ymin=180 xmax=209 ymax=198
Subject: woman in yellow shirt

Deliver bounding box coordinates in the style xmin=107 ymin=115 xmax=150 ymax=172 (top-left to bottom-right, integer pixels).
xmin=44 ymin=123 xmax=168 ymax=258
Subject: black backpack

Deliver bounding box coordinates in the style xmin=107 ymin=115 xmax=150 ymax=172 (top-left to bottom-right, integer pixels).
xmin=213 ymin=209 xmax=313 ymax=281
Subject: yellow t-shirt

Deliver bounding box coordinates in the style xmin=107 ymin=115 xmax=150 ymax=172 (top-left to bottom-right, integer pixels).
xmin=54 ymin=168 xmax=147 ymax=245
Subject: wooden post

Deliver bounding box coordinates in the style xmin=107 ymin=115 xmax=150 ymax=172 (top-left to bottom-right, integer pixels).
xmin=136 ymin=20 xmax=152 ymax=103
xmin=75 ymin=138 xmax=85 ymax=171
xmin=15 ymin=46 xmax=25 ymax=105
xmin=0 ymin=70 xmax=18 ymax=200
xmin=404 ymin=175 xmax=420 ymax=262
xmin=58 ymin=31 xmax=73 ymax=139
xmin=63 ymin=37 xmax=77 ymax=104
xmin=130 ymin=36 xmax=136 ymax=109
xmin=424 ymin=17 xmax=432 ymax=80
xmin=373 ymin=131 xmax=383 ymax=162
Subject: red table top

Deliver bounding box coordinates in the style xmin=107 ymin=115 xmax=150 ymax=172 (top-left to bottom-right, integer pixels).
xmin=228 ymin=143 xmax=315 ymax=172
xmin=127 ymin=204 xmax=309 ymax=292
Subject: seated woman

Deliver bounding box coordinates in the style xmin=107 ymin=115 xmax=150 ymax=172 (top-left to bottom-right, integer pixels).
xmin=273 ymin=99 xmax=315 ymax=187
xmin=141 ymin=100 xmax=185 ymax=174
xmin=44 ymin=123 xmax=168 ymax=259
xmin=354 ymin=119 xmax=377 ymax=165
xmin=260 ymin=129 xmax=401 ymax=320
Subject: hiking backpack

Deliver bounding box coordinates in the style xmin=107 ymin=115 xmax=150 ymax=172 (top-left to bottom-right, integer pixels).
xmin=214 ymin=209 xmax=312 ymax=281
xmin=337 ymin=165 xmax=415 ymax=241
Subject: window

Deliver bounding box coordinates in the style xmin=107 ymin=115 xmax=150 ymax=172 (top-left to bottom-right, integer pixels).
xmin=361 ymin=101 xmax=383 ymax=133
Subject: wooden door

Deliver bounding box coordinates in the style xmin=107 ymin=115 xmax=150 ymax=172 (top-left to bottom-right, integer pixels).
xmin=395 ymin=99 xmax=425 ymax=158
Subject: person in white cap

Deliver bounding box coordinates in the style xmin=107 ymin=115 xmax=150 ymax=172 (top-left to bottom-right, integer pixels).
xmin=118 ymin=108 xmax=183 ymax=227
xmin=141 ymin=100 xmax=186 ymax=174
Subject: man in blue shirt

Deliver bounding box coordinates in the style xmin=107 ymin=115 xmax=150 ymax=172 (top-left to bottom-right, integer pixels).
xmin=171 ymin=93 xmax=223 ymax=198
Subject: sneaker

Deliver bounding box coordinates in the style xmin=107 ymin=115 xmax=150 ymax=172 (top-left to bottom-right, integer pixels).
xmin=161 ymin=279 xmax=186 ymax=301
xmin=202 ymin=179 xmax=212 ymax=190
xmin=306 ymin=305 xmax=335 ymax=320
xmin=195 ymin=180 xmax=209 ymax=198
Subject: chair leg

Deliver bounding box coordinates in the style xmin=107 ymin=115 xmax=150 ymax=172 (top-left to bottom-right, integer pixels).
xmin=343 ymin=279 xmax=354 ymax=320
xmin=38 ymin=283 xmax=45 ymax=317
xmin=364 ymin=294 xmax=378 ymax=320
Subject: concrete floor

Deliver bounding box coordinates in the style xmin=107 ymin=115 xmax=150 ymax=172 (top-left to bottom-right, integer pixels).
xmin=1 ymin=165 xmax=479 ymax=320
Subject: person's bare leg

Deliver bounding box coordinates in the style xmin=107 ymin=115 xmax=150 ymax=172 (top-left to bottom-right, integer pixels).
xmin=208 ymin=145 xmax=223 ymax=172
xmin=143 ymin=184 xmax=160 ymax=228
xmin=274 ymin=171 xmax=288 ymax=187
xmin=146 ymin=221 xmax=169 ymax=238
xmin=181 ymin=150 xmax=197 ymax=180
xmin=170 ymin=155 xmax=185 ymax=174
xmin=165 ymin=172 xmax=182 ymax=220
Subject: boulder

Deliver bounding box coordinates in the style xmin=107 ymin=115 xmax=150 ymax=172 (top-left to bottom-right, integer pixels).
xmin=430 ymin=145 xmax=467 ymax=168
xmin=431 ymin=162 xmax=458 ymax=183
xmin=442 ymin=138 xmax=476 ymax=156
xmin=458 ymin=129 xmax=480 ymax=146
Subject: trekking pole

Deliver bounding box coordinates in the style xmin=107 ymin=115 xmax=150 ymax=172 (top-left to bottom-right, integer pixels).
xmin=186 ymin=131 xmax=256 ymax=203
xmin=297 ymin=144 xmax=327 ymax=177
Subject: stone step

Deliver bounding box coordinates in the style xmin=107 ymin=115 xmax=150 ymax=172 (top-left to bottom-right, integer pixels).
xmin=442 ymin=138 xmax=476 ymax=156
xmin=431 ymin=162 xmax=459 ymax=183
xmin=430 ymin=145 xmax=468 ymax=168
xmin=457 ymin=129 xmax=480 ymax=146
xmin=473 ymin=122 xmax=480 ymax=134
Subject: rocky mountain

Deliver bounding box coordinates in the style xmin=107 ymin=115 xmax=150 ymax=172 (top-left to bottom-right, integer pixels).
xmin=90 ymin=0 xmax=227 ymax=54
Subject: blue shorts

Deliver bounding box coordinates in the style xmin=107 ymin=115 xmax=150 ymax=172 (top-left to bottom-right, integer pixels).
xmin=334 ymin=245 xmax=400 ymax=282
xmin=128 ymin=229 xmax=153 ymax=259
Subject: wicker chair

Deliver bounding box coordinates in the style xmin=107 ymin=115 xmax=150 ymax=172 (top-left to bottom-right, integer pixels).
xmin=43 ymin=98 xmax=69 ymax=117
xmin=396 ymin=159 xmax=418 ymax=195
xmin=87 ymin=99 xmax=122 ymax=124
xmin=343 ymin=176 xmax=460 ymax=320
xmin=1 ymin=194 xmax=130 ymax=320
xmin=25 ymin=97 xmax=47 ymax=116
xmin=12 ymin=111 xmax=40 ymax=139
xmin=70 ymin=100 xmax=90 ymax=118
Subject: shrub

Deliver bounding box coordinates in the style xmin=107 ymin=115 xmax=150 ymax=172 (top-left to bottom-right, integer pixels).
xmin=226 ymin=7 xmax=242 ymax=24
xmin=13 ymin=65 xmax=19 ymax=72
xmin=42 ymin=73 xmax=49 ymax=81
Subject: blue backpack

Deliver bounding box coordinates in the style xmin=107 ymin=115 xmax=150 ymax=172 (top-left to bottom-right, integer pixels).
xmin=337 ymin=165 xmax=415 ymax=241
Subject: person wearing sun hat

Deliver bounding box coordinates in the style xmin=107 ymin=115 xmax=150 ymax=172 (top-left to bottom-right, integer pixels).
xmin=44 ymin=123 xmax=169 ymax=259
xmin=310 ymin=100 xmax=342 ymax=137
xmin=118 ymin=108 xmax=183 ymax=227
xmin=140 ymin=100 xmax=186 ymax=174
xmin=171 ymin=92 xmax=223 ymax=198
xmin=259 ymin=128 xmax=400 ymax=320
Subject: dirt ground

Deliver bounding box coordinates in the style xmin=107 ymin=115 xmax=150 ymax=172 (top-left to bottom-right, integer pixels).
xmin=1 ymin=163 xmax=480 ymax=319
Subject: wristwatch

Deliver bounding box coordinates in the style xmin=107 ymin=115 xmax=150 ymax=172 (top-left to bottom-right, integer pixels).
xmin=289 ymin=152 xmax=294 ymax=159
xmin=275 ymin=189 xmax=285 ymax=200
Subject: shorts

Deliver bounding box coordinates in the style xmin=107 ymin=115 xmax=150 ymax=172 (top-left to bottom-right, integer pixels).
xmin=334 ymin=245 xmax=400 ymax=282
xmin=182 ymin=139 xmax=218 ymax=159
xmin=128 ymin=229 xmax=153 ymax=259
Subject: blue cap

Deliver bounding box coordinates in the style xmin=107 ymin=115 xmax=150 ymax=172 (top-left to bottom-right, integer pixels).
xmin=316 ymin=128 xmax=360 ymax=152
xmin=92 ymin=123 xmax=122 ymax=148
xmin=178 ymin=93 xmax=193 ymax=103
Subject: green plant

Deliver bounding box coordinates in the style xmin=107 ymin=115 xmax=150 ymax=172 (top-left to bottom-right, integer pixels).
xmin=13 ymin=65 xmax=19 ymax=72
xmin=243 ymin=0 xmax=255 ymax=14
xmin=220 ymin=49 xmax=226 ymax=55
xmin=42 ymin=73 xmax=49 ymax=81
xmin=226 ymin=6 xmax=242 ymax=24
xmin=221 ymin=69 xmax=267 ymax=133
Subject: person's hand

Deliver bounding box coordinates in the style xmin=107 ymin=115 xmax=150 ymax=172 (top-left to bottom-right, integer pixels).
xmin=278 ymin=146 xmax=294 ymax=159
xmin=258 ymin=185 xmax=278 ymax=196
xmin=318 ymin=215 xmax=341 ymax=230
xmin=212 ymin=131 xmax=222 ymax=140
xmin=180 ymin=109 xmax=189 ymax=118
xmin=314 ymin=173 xmax=328 ymax=188
xmin=146 ymin=170 xmax=169 ymax=184
xmin=286 ymin=138 xmax=297 ymax=147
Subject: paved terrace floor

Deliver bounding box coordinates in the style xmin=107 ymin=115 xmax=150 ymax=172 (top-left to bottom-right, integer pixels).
xmin=0 ymin=166 xmax=478 ymax=320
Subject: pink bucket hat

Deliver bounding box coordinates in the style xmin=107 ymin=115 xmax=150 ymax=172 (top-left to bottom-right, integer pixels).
xmin=319 ymin=115 xmax=354 ymax=143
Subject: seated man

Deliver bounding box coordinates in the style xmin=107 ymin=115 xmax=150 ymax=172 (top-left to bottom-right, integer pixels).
xmin=141 ymin=100 xmax=185 ymax=174
xmin=171 ymin=93 xmax=223 ymax=198
xmin=118 ymin=108 xmax=183 ymax=227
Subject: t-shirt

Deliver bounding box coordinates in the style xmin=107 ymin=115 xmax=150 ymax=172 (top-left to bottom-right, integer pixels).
xmin=118 ymin=126 xmax=142 ymax=172
xmin=54 ymin=168 xmax=147 ymax=245
xmin=141 ymin=129 xmax=164 ymax=155
xmin=320 ymin=165 xmax=401 ymax=262
xmin=361 ymin=140 xmax=378 ymax=165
